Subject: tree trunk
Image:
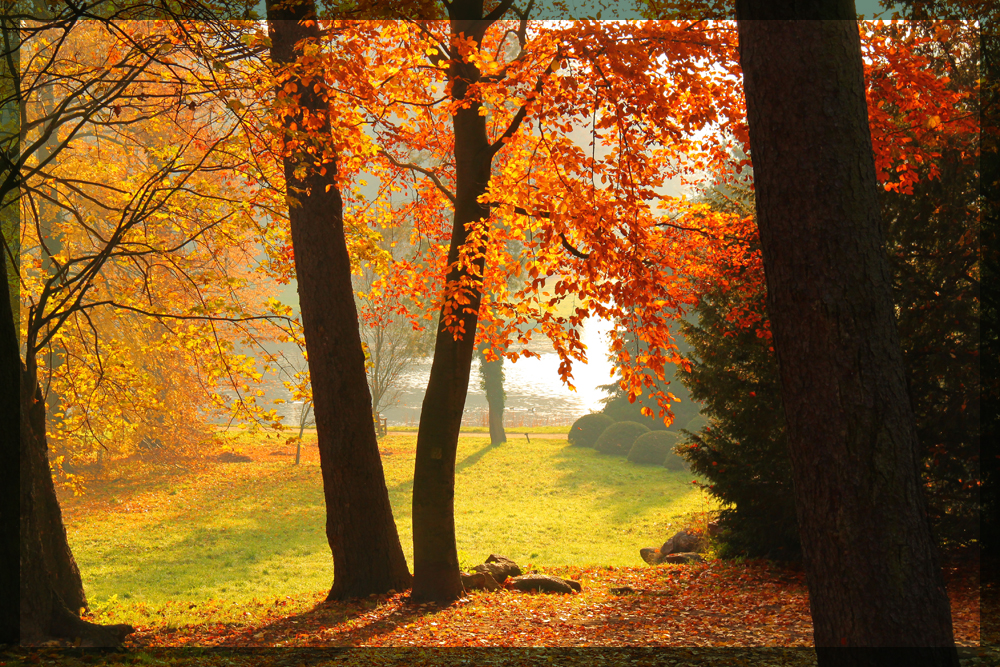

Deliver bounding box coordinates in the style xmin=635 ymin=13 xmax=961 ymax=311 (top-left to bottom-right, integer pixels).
xmin=736 ymin=7 xmax=958 ymax=664
xmin=266 ymin=1 xmax=411 ymax=600
xmin=411 ymin=8 xmax=495 ymax=603
xmin=478 ymin=345 xmax=506 ymax=445
xmin=16 ymin=309 xmax=134 ymax=645
xmin=1 ymin=239 xmax=19 ymax=644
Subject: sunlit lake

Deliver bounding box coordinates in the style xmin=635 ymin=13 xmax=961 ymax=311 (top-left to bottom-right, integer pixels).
xmin=276 ymin=315 xmax=616 ymax=427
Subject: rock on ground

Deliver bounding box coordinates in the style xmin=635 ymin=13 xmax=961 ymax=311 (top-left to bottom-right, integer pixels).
xmin=507 ymin=574 xmax=581 ymax=594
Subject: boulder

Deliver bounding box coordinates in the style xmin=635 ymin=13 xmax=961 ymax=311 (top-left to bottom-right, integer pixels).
xmin=707 ymin=520 xmax=722 ymax=537
xmin=661 ymin=552 xmax=703 ymax=564
xmin=217 ymin=452 xmax=253 ymax=463
xmin=659 ymin=529 xmax=703 ymax=556
xmin=507 ymin=574 xmax=580 ymax=594
xmin=640 ymin=528 xmax=708 ymax=565
xmin=472 ymin=554 xmax=521 ymax=583
xmin=639 ymin=548 xmax=661 ymax=565
xmin=461 ymin=571 xmax=500 ymax=592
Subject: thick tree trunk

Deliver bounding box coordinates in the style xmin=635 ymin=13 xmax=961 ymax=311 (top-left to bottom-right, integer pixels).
xmin=411 ymin=9 xmax=495 ymax=603
xmin=1 ymin=244 xmax=19 ymax=644
xmin=266 ymin=1 xmax=411 ymax=599
xmin=17 ymin=342 xmax=134 ymax=645
xmin=736 ymin=8 xmax=958 ymax=665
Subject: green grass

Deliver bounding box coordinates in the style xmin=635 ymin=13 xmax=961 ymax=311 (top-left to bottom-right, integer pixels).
xmin=61 ymin=433 xmax=714 ymax=628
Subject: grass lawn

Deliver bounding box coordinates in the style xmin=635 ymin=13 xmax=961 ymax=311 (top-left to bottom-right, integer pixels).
xmin=59 ymin=432 xmax=714 ymax=629
xmin=49 ymin=432 xmax=983 ymax=653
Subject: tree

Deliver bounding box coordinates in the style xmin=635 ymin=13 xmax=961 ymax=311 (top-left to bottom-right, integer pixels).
xmin=353 ymin=15 xmax=744 ymax=602
xmin=681 ymin=53 xmax=980 ymax=553
xmin=476 ymin=340 xmax=506 ymax=445
xmin=736 ymin=4 xmax=958 ymax=660
xmin=8 ymin=6 xmax=278 ymax=645
xmin=264 ymin=0 xmax=412 ymax=599
xmin=354 ymin=224 xmax=433 ymax=423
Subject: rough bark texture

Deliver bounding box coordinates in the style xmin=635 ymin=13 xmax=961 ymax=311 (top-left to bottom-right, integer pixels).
xmin=266 ymin=1 xmax=411 ymax=600
xmin=1 ymin=248 xmax=19 ymax=644
xmin=17 ymin=311 xmax=134 ymax=645
xmin=411 ymin=2 xmax=496 ymax=603
xmin=736 ymin=8 xmax=958 ymax=665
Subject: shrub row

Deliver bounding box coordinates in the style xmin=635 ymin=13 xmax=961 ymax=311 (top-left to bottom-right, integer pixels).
xmin=568 ymin=414 xmax=688 ymax=470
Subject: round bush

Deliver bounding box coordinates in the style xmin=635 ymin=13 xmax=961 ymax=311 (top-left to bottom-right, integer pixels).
xmin=568 ymin=413 xmax=614 ymax=448
xmin=663 ymin=445 xmax=688 ymax=471
xmin=594 ymin=421 xmax=650 ymax=456
xmin=628 ymin=430 xmax=679 ymax=465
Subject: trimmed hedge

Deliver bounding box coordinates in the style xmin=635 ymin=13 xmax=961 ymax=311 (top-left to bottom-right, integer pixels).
xmin=663 ymin=447 xmax=688 ymax=471
xmin=595 ymin=421 xmax=650 ymax=456
xmin=628 ymin=430 xmax=679 ymax=465
xmin=568 ymin=413 xmax=614 ymax=448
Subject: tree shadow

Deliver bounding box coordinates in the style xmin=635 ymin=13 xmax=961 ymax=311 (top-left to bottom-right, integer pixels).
xmin=386 ymin=440 xmax=495 ymax=497
xmin=539 ymin=444 xmax=704 ymax=526
xmin=211 ymin=594 xmax=425 ymax=647
xmin=455 ymin=441 xmax=496 ymax=474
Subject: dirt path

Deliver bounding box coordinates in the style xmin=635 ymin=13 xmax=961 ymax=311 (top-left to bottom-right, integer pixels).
xmin=386 ymin=431 xmax=568 ymax=440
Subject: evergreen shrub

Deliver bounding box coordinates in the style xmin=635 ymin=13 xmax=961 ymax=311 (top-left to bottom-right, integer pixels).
xmin=627 ymin=430 xmax=680 ymax=466
xmin=595 ymin=421 xmax=650 ymax=456
xmin=567 ymin=413 xmax=613 ymax=448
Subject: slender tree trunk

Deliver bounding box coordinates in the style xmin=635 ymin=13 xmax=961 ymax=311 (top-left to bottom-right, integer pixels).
xmin=266 ymin=1 xmax=411 ymax=599
xmin=477 ymin=344 xmax=506 ymax=445
xmin=736 ymin=7 xmax=958 ymax=665
xmin=411 ymin=6 xmax=496 ymax=603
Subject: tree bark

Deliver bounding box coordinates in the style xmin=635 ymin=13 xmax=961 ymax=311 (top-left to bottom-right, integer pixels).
xmin=266 ymin=1 xmax=411 ymax=599
xmin=1 ymin=241 xmax=19 ymax=644
xmin=736 ymin=6 xmax=958 ymax=665
xmin=478 ymin=344 xmax=506 ymax=445
xmin=14 ymin=279 xmax=134 ymax=645
xmin=411 ymin=3 xmax=497 ymax=603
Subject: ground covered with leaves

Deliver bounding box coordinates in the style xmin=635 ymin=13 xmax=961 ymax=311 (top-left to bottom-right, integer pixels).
xmin=95 ymin=557 xmax=977 ymax=650
xmin=39 ymin=431 xmax=987 ymax=658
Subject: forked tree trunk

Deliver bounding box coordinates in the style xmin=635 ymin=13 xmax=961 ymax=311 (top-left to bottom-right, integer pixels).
xmin=266 ymin=1 xmax=411 ymax=599
xmin=411 ymin=7 xmax=496 ymax=604
xmin=736 ymin=6 xmax=958 ymax=665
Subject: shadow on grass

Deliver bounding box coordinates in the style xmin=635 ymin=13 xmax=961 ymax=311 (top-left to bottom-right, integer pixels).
xmin=455 ymin=441 xmax=496 ymax=474
xmin=385 ymin=440 xmax=495 ymax=498
xmin=542 ymin=443 xmax=704 ymax=526
xmin=77 ymin=466 xmax=329 ymax=602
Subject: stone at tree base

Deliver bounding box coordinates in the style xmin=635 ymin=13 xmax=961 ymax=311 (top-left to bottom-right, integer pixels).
xmin=460 ymin=571 xmax=500 ymax=591
xmin=640 ymin=548 xmax=660 ymax=565
xmin=659 ymin=529 xmax=703 ymax=556
xmin=472 ymin=554 xmax=522 ymax=583
xmin=507 ymin=574 xmax=580 ymax=594
xmin=640 ymin=528 xmax=708 ymax=565
xmin=661 ymin=552 xmax=703 ymax=564
xmin=217 ymin=452 xmax=253 ymax=463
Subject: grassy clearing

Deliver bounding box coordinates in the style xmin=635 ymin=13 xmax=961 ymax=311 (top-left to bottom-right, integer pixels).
xmin=59 ymin=433 xmax=714 ymax=630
